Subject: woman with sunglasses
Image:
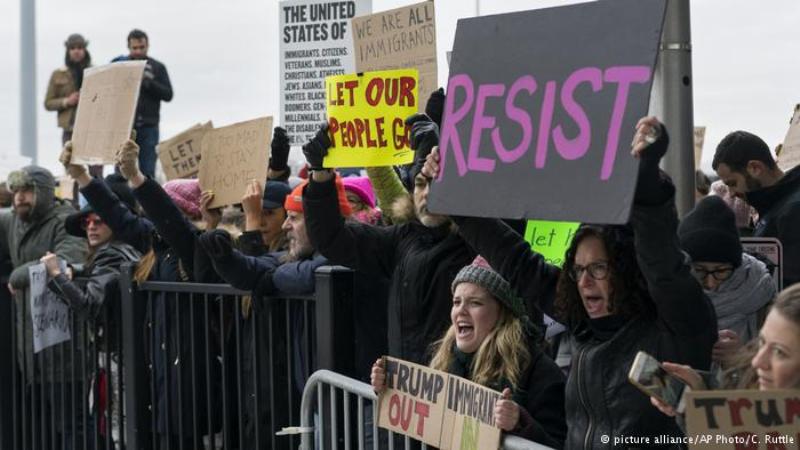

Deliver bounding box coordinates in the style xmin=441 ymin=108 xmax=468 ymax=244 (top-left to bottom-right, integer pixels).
xmin=422 ymin=117 xmax=717 ymax=448
xmin=40 ymin=179 xmax=141 ymax=447
xmin=678 ymin=195 xmax=776 ymax=367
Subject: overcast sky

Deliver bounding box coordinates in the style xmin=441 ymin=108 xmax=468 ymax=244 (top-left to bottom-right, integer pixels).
xmin=1 ymin=0 xmax=798 ymax=176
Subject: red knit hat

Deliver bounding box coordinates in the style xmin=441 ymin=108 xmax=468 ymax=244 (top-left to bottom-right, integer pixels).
xmin=284 ymin=176 xmax=352 ymax=217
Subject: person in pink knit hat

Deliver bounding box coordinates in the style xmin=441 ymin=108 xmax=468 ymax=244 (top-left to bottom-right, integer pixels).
xmin=162 ymin=179 xmax=202 ymax=222
xmin=341 ymin=176 xmax=382 ymax=225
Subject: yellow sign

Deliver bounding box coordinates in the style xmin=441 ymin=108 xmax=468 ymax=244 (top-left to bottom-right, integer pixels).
xmin=324 ymin=69 xmax=418 ymax=168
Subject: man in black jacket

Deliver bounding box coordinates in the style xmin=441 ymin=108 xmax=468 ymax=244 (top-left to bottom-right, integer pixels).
xmin=300 ymin=120 xmax=478 ymax=366
xmin=113 ymin=29 xmax=173 ymax=179
xmin=712 ymin=131 xmax=800 ymax=287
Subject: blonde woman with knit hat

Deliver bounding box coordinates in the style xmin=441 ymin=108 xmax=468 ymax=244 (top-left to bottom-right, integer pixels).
xmin=371 ymin=257 xmax=567 ymax=448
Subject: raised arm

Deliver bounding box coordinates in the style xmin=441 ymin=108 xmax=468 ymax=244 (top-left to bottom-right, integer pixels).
xmin=629 ymin=118 xmax=716 ymax=345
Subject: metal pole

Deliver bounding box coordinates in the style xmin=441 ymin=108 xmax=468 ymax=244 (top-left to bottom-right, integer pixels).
xmin=20 ymin=0 xmax=38 ymax=164
xmin=652 ymin=0 xmax=694 ymax=216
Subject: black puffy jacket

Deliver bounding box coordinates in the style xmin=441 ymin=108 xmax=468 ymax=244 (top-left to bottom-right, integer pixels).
xmin=303 ymin=177 xmax=475 ymax=365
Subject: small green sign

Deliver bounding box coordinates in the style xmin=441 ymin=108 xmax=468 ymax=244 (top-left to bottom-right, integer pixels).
xmin=524 ymin=220 xmax=580 ymax=267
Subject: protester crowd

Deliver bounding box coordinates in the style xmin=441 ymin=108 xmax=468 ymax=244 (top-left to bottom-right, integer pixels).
xmin=2 ymin=24 xmax=800 ymax=450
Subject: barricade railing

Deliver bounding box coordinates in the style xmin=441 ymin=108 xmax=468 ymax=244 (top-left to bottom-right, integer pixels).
xmin=3 ymin=264 xmax=355 ymax=450
xmin=296 ymin=370 xmax=555 ymax=450
xmin=119 ymin=264 xmax=355 ymax=450
xmin=6 ymin=277 xmax=125 ymax=450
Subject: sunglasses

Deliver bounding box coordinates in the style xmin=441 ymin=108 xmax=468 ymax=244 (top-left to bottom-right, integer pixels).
xmin=81 ymin=215 xmax=105 ymax=229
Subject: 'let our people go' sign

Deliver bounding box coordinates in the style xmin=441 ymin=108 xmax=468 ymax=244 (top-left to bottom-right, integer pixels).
xmin=428 ymin=0 xmax=668 ymax=224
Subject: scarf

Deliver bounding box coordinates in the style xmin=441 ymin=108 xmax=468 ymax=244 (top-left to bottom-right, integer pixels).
xmin=709 ymin=253 xmax=776 ymax=342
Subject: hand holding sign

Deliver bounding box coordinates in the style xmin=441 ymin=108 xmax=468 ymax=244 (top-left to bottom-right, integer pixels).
xmin=370 ymin=357 xmax=387 ymax=394
xmin=59 ymin=142 xmax=88 ymax=183
xmin=116 ymin=139 xmax=144 ymax=187
xmin=40 ymin=252 xmax=62 ymax=277
xmin=302 ymin=124 xmax=331 ymax=170
xmin=494 ymin=388 xmax=520 ymax=432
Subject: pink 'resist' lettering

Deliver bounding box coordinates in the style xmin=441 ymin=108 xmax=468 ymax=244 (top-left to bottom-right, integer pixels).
xmin=439 ymin=65 xmax=651 ymax=181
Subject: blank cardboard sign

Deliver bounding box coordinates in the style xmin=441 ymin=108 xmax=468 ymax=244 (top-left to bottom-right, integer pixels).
xmin=428 ymin=0 xmax=666 ymax=224
xmin=71 ymin=61 xmax=146 ymax=165
xmin=198 ymin=117 xmax=272 ymax=209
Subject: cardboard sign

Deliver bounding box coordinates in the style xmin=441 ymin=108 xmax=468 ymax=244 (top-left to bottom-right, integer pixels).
xmin=524 ymin=220 xmax=580 ymax=267
xmin=157 ymin=121 xmax=213 ymax=180
xmin=29 ymin=262 xmax=71 ymax=353
xmin=279 ymin=0 xmax=372 ymax=146
xmin=695 ymin=126 xmax=706 ymax=168
xmin=71 ymin=61 xmax=146 ymax=165
xmin=324 ymin=69 xmax=418 ymax=167
xmin=777 ymin=104 xmax=800 ymax=172
xmin=198 ymin=117 xmax=272 ymax=209
xmin=428 ymin=0 xmax=667 ymax=224
xmin=377 ymin=357 xmax=502 ymax=449
xmin=439 ymin=376 xmax=503 ymax=450
xmin=685 ymin=390 xmax=800 ymax=449
xmin=742 ymin=237 xmax=783 ymax=291
xmin=352 ymin=1 xmax=437 ymax=103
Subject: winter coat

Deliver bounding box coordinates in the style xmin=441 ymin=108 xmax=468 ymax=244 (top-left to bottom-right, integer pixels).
xmin=43 ymin=66 xmax=79 ymax=131
xmin=48 ymin=241 xmax=141 ymax=350
xmin=746 ymin=165 xmax=800 ymax=287
xmin=111 ymin=56 xmax=173 ymax=128
xmin=79 ymin=176 xmax=221 ymax=437
xmin=303 ymin=176 xmax=475 ymax=365
xmin=0 ymin=166 xmax=88 ymax=383
xmin=453 ymin=197 xmax=717 ymax=449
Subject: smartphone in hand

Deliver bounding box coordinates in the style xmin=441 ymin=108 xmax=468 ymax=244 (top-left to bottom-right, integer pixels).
xmin=628 ymin=351 xmax=687 ymax=413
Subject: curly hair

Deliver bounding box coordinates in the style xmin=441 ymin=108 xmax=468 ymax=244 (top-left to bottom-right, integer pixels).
xmin=554 ymin=224 xmax=655 ymax=325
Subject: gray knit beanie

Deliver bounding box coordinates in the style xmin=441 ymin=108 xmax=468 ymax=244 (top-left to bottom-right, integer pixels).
xmin=451 ymin=257 xmax=527 ymax=319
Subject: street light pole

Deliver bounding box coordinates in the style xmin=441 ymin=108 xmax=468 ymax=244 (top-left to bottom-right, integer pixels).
xmin=652 ymin=0 xmax=695 ymax=216
xmin=20 ymin=0 xmax=38 ymax=164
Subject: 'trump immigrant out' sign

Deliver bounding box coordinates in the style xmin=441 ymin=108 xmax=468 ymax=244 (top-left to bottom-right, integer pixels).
xmin=428 ymin=0 xmax=667 ymax=224
xmin=377 ymin=357 xmax=502 ymax=450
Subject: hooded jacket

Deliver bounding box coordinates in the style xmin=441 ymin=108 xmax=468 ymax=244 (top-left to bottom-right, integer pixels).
xmin=746 ymin=165 xmax=800 ymax=287
xmin=0 ymin=166 xmax=88 ymax=382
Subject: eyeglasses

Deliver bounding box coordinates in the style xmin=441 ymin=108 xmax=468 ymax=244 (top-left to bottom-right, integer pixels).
xmin=568 ymin=261 xmax=610 ymax=282
xmin=691 ymin=265 xmax=734 ymax=282
xmin=81 ymin=215 xmax=104 ymax=229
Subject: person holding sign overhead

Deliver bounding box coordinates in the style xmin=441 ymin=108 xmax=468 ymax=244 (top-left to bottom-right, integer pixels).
xmin=300 ymin=123 xmax=476 ymax=366
xmin=422 ymin=117 xmax=717 ymax=448
xmin=371 ymin=257 xmax=567 ymax=447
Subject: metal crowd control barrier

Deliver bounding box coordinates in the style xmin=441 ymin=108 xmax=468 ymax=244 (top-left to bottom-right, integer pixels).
xmin=6 ymin=277 xmax=124 ymax=450
xmin=296 ymin=370 xmax=555 ymax=450
xmin=3 ymin=264 xmax=355 ymax=450
xmin=119 ymin=264 xmax=355 ymax=450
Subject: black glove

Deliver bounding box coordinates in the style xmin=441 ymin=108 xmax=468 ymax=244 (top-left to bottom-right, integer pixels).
xmin=302 ymin=124 xmax=331 ymax=170
xmin=634 ymin=123 xmax=674 ymax=205
xmin=425 ymin=88 xmax=445 ymax=128
xmin=198 ymin=229 xmax=234 ymax=260
xmin=270 ymin=127 xmax=291 ymax=172
xmin=406 ymin=113 xmax=439 ymax=153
